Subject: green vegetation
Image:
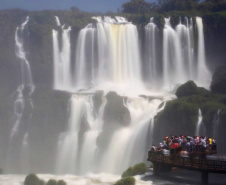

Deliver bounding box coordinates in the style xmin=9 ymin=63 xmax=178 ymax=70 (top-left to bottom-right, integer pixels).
xmin=24 ymin=174 xmax=40 ymax=185
xmin=47 ymin=179 xmax=57 ymax=185
xmin=56 ymin=180 xmax=67 ymax=185
xmin=211 ymin=65 xmax=226 ymax=94
xmin=114 ymin=177 xmax=135 ymax=185
xmin=122 ymin=163 xmax=147 ymax=178
xmin=176 ymin=80 xmax=211 ymax=98
xmin=154 ymin=66 xmax=226 ymax=147
xmin=24 ymin=175 xmax=67 ymax=185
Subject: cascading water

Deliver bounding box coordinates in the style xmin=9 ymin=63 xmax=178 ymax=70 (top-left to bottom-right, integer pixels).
xmin=195 ymin=109 xmax=203 ymax=136
xmin=53 ymin=16 xmax=72 ymax=91
xmin=2 ymin=15 xmax=212 ymax=179
xmin=163 ymin=18 xmax=185 ymax=88
xmin=51 ymin=16 xmax=212 ymax=176
xmin=176 ymin=17 xmax=195 ymax=80
xmin=196 ymin=17 xmax=211 ymax=88
xmin=56 ymin=92 xmax=173 ymax=175
xmin=56 ymin=94 xmax=106 ymax=174
xmin=7 ymin=16 xmax=35 ymax=173
xmin=144 ymin=18 xmax=158 ymax=87
xmin=213 ymin=109 xmax=221 ymax=139
xmin=162 ymin=17 xmax=198 ymax=89
xmin=73 ymin=16 xmax=144 ymax=94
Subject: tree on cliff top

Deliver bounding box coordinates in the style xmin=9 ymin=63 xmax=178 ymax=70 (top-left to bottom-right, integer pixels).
xmin=122 ymin=0 xmax=157 ymax=14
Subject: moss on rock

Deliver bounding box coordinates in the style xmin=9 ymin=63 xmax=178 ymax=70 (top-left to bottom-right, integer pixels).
xmin=56 ymin=180 xmax=67 ymax=185
xmin=122 ymin=163 xmax=147 ymax=178
xmin=176 ymin=80 xmax=210 ymax=98
xmin=211 ymin=65 xmax=226 ymax=94
xmin=47 ymin=179 xmax=57 ymax=185
xmin=24 ymin=174 xmax=40 ymax=185
xmin=114 ymin=177 xmax=135 ymax=185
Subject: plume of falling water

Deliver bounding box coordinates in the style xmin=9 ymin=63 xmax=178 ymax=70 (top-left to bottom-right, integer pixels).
xmin=195 ymin=109 xmax=203 ymax=136
xmin=7 ymin=16 xmax=35 ymax=173
xmin=74 ymin=24 xmax=96 ymax=90
xmin=163 ymin=18 xmax=187 ymax=89
xmin=213 ymin=109 xmax=221 ymax=139
xmin=53 ymin=16 xmax=72 ymax=91
xmin=145 ymin=18 xmax=158 ymax=87
xmin=73 ymin=17 xmax=144 ymax=95
xmin=99 ymin=97 xmax=170 ymax=174
xmin=56 ymin=95 xmax=106 ymax=174
xmin=196 ymin=17 xmax=211 ymax=88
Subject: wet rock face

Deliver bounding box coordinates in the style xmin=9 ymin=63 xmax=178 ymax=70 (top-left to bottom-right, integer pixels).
xmin=92 ymin=91 xmax=104 ymax=116
xmin=97 ymin=92 xmax=131 ymax=149
xmin=176 ymin=80 xmax=210 ymax=98
xmin=176 ymin=80 xmax=198 ymax=98
xmin=211 ymin=65 xmax=226 ymax=94
xmin=104 ymin=91 xmax=131 ymax=128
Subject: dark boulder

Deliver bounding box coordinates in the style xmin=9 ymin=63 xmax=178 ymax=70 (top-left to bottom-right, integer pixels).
xmin=47 ymin=179 xmax=57 ymax=185
xmin=176 ymin=81 xmax=198 ymax=98
xmin=176 ymin=81 xmax=210 ymax=98
xmin=104 ymin=91 xmax=131 ymax=127
xmin=211 ymin=65 xmax=226 ymax=94
xmin=24 ymin=174 xmax=40 ymax=185
xmin=114 ymin=177 xmax=135 ymax=185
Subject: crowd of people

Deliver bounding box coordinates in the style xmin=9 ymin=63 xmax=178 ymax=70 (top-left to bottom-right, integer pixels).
xmin=151 ymin=135 xmax=217 ymax=154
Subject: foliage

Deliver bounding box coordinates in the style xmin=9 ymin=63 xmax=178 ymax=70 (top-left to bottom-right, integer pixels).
xmin=211 ymin=65 xmax=226 ymax=94
xmin=176 ymin=81 xmax=198 ymax=98
xmin=39 ymin=180 xmax=46 ymax=185
xmin=24 ymin=174 xmax=40 ymax=185
xmin=122 ymin=0 xmax=157 ymax=14
xmin=47 ymin=179 xmax=57 ymax=185
xmin=56 ymin=180 xmax=67 ymax=185
xmin=158 ymin=0 xmax=200 ymax=12
xmin=176 ymin=80 xmax=211 ymax=98
xmin=114 ymin=177 xmax=135 ymax=185
xmin=122 ymin=163 xmax=147 ymax=178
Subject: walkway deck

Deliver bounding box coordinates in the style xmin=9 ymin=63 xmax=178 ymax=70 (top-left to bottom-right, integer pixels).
xmin=148 ymin=151 xmax=226 ymax=174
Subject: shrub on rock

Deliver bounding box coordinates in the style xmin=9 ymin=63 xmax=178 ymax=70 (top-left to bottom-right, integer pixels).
xmin=114 ymin=177 xmax=135 ymax=185
xmin=39 ymin=179 xmax=46 ymax=185
xmin=176 ymin=81 xmax=198 ymax=98
xmin=122 ymin=163 xmax=147 ymax=178
xmin=24 ymin=174 xmax=40 ymax=185
xmin=211 ymin=65 xmax=226 ymax=94
xmin=56 ymin=180 xmax=67 ymax=185
xmin=133 ymin=163 xmax=147 ymax=175
xmin=176 ymin=81 xmax=210 ymax=98
xmin=47 ymin=179 xmax=57 ymax=185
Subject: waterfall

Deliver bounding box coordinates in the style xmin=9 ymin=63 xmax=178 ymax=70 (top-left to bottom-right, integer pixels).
xmin=56 ymin=93 xmax=173 ymax=175
xmin=52 ymin=16 xmax=212 ymax=175
xmin=7 ymin=16 xmax=35 ymax=173
xmin=53 ymin=16 xmax=72 ymax=91
xmin=52 ymin=16 xmax=210 ymax=94
xmin=74 ymin=24 xmax=96 ymax=90
xmin=144 ymin=18 xmax=158 ymax=87
xmin=163 ymin=18 xmax=184 ymax=88
xmin=195 ymin=109 xmax=203 ymax=136
xmin=176 ymin=17 xmax=195 ymax=80
xmin=56 ymin=94 xmax=106 ymax=174
xmin=73 ymin=16 xmax=144 ymax=94
xmin=2 ymin=15 xmax=212 ymax=175
xmin=196 ymin=17 xmax=211 ymax=88
xmin=55 ymin=16 xmax=61 ymax=26
xmin=213 ymin=109 xmax=221 ymax=139
xmin=162 ymin=17 xmax=198 ymax=89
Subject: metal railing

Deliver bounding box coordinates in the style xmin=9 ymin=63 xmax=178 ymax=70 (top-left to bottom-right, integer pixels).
xmin=148 ymin=151 xmax=226 ymax=171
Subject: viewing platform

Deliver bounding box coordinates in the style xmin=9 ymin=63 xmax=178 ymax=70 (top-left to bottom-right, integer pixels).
xmin=148 ymin=151 xmax=226 ymax=184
